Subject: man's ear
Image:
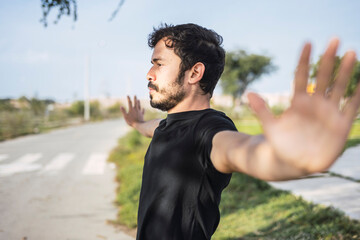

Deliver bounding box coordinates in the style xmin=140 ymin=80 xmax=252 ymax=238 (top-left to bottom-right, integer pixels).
xmin=188 ymin=62 xmax=205 ymax=84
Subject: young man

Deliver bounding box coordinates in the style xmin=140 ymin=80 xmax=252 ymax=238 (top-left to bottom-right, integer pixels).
xmin=121 ymin=23 xmax=360 ymax=240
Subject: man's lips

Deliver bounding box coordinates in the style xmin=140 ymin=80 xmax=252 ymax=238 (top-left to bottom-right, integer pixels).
xmin=148 ymin=83 xmax=158 ymax=92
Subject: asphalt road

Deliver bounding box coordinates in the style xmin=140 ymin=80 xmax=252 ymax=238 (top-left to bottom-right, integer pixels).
xmin=0 ymin=119 xmax=134 ymax=240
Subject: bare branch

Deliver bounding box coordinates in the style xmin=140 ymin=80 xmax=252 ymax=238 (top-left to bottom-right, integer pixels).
xmin=108 ymin=0 xmax=126 ymax=22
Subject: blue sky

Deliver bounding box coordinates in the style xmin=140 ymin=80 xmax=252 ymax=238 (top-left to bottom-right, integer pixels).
xmin=0 ymin=0 xmax=359 ymax=102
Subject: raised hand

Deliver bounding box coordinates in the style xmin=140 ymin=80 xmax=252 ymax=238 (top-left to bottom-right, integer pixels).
xmin=121 ymin=96 xmax=145 ymax=127
xmin=247 ymin=38 xmax=360 ymax=173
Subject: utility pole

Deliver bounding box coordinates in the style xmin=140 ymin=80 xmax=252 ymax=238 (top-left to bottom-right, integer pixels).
xmin=84 ymin=55 xmax=90 ymax=121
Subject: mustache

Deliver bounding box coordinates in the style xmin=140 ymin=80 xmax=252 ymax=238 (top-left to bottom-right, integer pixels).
xmin=148 ymin=82 xmax=159 ymax=91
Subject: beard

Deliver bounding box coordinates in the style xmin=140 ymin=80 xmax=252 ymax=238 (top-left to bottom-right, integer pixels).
xmin=149 ymin=73 xmax=186 ymax=112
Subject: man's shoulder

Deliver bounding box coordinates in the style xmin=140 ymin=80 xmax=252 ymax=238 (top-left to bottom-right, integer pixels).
xmin=198 ymin=108 xmax=235 ymax=126
xmin=195 ymin=109 xmax=237 ymax=140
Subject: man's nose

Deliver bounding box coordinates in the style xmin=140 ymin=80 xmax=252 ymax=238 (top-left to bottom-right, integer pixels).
xmin=146 ymin=68 xmax=156 ymax=81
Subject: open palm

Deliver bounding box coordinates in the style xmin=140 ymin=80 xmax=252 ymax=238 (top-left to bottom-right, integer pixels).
xmin=120 ymin=96 xmax=145 ymax=127
xmin=248 ymin=39 xmax=360 ymax=172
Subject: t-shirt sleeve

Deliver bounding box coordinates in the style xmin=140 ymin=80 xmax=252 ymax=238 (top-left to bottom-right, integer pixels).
xmin=196 ymin=111 xmax=237 ymax=171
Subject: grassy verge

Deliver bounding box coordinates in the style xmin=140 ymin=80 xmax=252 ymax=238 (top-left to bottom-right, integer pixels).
xmin=346 ymin=119 xmax=360 ymax=149
xmin=214 ymin=174 xmax=360 ymax=239
xmin=108 ymin=119 xmax=360 ymax=239
xmin=108 ymin=130 xmax=151 ymax=228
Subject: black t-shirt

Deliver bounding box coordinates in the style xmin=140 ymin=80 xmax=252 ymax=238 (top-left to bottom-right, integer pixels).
xmin=136 ymin=109 xmax=237 ymax=240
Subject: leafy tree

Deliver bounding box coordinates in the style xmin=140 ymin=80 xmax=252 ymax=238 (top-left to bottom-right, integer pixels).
xmin=17 ymin=96 xmax=31 ymax=110
xmin=310 ymin=56 xmax=360 ymax=98
xmin=30 ymin=98 xmax=47 ymax=116
xmin=67 ymin=100 xmax=103 ymax=120
xmin=89 ymin=100 xmax=103 ymax=120
xmin=107 ymin=102 xmax=122 ymax=114
xmin=40 ymin=0 xmax=125 ymax=27
xmin=221 ymin=50 xmax=276 ymax=105
xmin=67 ymin=100 xmax=84 ymax=116
xmin=0 ymin=99 xmax=16 ymax=112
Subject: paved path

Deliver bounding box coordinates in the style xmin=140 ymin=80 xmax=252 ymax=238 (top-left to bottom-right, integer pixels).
xmin=269 ymin=145 xmax=360 ymax=220
xmin=0 ymin=119 xmax=134 ymax=240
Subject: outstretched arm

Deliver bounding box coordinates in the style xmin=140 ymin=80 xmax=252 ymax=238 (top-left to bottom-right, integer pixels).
xmin=211 ymin=38 xmax=360 ymax=181
xmin=120 ymin=96 xmax=161 ymax=138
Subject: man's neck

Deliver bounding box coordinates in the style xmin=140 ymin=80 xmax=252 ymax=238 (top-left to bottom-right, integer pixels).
xmin=167 ymin=94 xmax=211 ymax=114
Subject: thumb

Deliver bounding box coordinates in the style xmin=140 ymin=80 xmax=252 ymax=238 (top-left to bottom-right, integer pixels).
xmin=247 ymin=92 xmax=275 ymax=127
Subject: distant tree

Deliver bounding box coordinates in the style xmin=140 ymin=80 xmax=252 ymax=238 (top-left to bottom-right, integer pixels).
xmin=67 ymin=100 xmax=103 ymax=120
xmin=89 ymin=100 xmax=103 ymax=120
xmin=221 ymin=50 xmax=276 ymax=105
xmin=107 ymin=102 xmax=122 ymax=114
xmin=310 ymin=55 xmax=360 ymax=98
xmin=0 ymin=99 xmax=16 ymax=112
xmin=30 ymin=98 xmax=47 ymax=116
xmin=18 ymin=96 xmax=31 ymax=110
xmin=67 ymin=100 xmax=84 ymax=116
xmin=40 ymin=0 xmax=125 ymax=27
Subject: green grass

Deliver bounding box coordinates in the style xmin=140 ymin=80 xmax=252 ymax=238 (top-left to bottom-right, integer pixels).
xmin=234 ymin=118 xmax=263 ymax=135
xmin=108 ymin=130 xmax=151 ymax=228
xmin=346 ymin=119 xmax=360 ymax=149
xmin=108 ymin=119 xmax=360 ymax=239
xmin=213 ymin=173 xmax=360 ymax=239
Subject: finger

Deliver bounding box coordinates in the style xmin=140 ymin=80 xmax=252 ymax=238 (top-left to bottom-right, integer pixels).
xmin=138 ymin=100 xmax=141 ymax=110
xmin=247 ymin=92 xmax=275 ymax=128
xmin=121 ymin=106 xmax=132 ymax=126
xmin=330 ymin=51 xmax=357 ymax=105
xmin=120 ymin=106 xmax=127 ymax=115
xmin=134 ymin=96 xmax=139 ymax=110
xmin=127 ymin=96 xmax=133 ymax=110
xmin=314 ymin=38 xmax=339 ymax=96
xmin=136 ymin=97 xmax=141 ymax=110
xmin=344 ymin=80 xmax=360 ymax=122
xmin=294 ymin=42 xmax=312 ymax=96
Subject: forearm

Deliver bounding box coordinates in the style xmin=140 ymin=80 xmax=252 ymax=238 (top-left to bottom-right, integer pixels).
xmin=132 ymin=119 xmax=162 ymax=138
xmin=230 ymin=134 xmax=311 ymax=181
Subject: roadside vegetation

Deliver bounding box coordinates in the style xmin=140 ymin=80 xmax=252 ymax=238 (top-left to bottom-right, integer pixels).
xmin=0 ymin=97 xmax=123 ymax=141
xmin=108 ymin=106 xmax=360 ymax=239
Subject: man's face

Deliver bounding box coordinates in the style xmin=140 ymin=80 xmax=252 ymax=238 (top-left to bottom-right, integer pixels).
xmin=146 ymin=39 xmax=186 ymax=112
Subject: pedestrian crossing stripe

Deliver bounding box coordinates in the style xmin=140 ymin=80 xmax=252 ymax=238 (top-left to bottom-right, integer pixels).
xmin=0 ymin=153 xmax=42 ymax=176
xmin=38 ymin=153 xmax=75 ymax=175
xmin=0 ymin=153 xmax=110 ymax=177
xmin=82 ymin=153 xmax=108 ymax=175
xmin=17 ymin=153 xmax=43 ymax=164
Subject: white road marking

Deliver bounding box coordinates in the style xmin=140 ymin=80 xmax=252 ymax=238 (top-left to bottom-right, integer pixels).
xmin=82 ymin=153 xmax=108 ymax=175
xmin=17 ymin=153 xmax=42 ymax=164
xmin=0 ymin=153 xmax=42 ymax=177
xmin=39 ymin=153 xmax=75 ymax=175
xmin=0 ymin=154 xmax=8 ymax=162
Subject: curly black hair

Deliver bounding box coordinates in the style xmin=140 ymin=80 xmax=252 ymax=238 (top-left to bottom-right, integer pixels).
xmin=148 ymin=23 xmax=225 ymax=97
